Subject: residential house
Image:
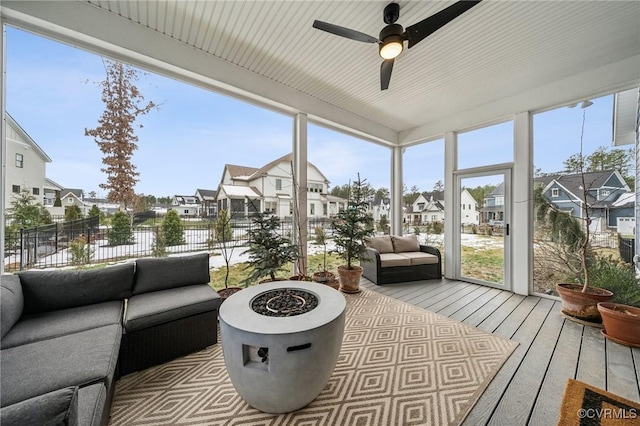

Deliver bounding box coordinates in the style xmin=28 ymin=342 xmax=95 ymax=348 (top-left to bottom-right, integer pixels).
xmin=481 ymin=183 xmax=505 ymax=225
xmin=406 ymin=189 xmax=479 ymax=226
xmin=215 ymin=153 xmax=346 ymax=219
xmin=172 ymin=195 xmax=201 ymax=217
xmin=195 ymin=189 xmax=217 ymax=217
xmin=43 ymin=178 xmax=63 ymax=208
xmin=371 ymin=195 xmax=391 ymax=223
xmin=4 ymin=113 xmax=51 ymax=212
xmin=535 ymin=170 xmax=632 ymax=231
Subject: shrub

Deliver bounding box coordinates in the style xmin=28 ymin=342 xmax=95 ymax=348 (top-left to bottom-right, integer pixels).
xmin=68 ymin=236 xmax=94 ymax=266
xmin=378 ymin=215 xmax=389 ymax=234
xmin=215 ymin=209 xmax=234 ymax=243
xmin=162 ymin=210 xmax=185 ymax=246
xmin=432 ymin=221 xmax=443 ymax=234
xmin=589 ymin=255 xmax=640 ymax=307
xmin=151 ymin=226 xmax=168 ymax=257
xmin=65 ymin=205 xmax=82 ymax=221
xmin=109 ymin=211 xmax=134 ymax=245
xmin=87 ymin=205 xmax=104 ymax=223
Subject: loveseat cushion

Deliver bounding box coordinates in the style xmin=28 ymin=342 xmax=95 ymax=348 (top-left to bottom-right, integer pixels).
xmin=0 ymin=386 xmax=78 ymax=426
xmin=0 ymin=275 xmax=23 ymax=339
xmin=1 ymin=301 xmax=123 ymax=349
xmin=133 ymin=253 xmax=211 ymax=295
xmin=17 ymin=263 xmax=134 ymax=315
xmin=0 ymin=324 xmax=121 ymax=407
xmin=125 ymin=285 xmax=221 ymax=332
xmin=379 ymin=253 xmax=412 ymax=268
xmin=399 ymin=251 xmax=439 ymax=265
xmin=366 ymin=236 xmax=394 ymax=254
xmin=391 ymin=234 xmax=420 ymax=253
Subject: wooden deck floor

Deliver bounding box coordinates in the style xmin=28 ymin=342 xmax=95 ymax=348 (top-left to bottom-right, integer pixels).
xmin=360 ymin=277 xmax=640 ymax=426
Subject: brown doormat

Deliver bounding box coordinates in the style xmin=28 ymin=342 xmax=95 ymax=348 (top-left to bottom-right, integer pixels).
xmin=557 ymin=379 xmax=640 ymax=426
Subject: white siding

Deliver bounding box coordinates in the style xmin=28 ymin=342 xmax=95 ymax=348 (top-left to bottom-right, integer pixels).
xmin=5 ymin=123 xmax=47 ymax=209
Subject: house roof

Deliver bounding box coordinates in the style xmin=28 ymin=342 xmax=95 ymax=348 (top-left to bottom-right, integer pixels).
xmin=61 ymin=189 xmax=83 ymax=199
xmin=4 ymin=1 xmax=636 ymax=147
xmin=226 ymin=164 xmax=260 ymax=180
xmin=219 ymin=184 xmax=261 ymax=198
xmin=536 ymin=170 xmax=630 ymax=206
xmin=195 ymin=189 xmax=217 ymax=200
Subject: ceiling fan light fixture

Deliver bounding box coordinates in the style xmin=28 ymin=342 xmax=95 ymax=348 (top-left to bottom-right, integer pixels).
xmin=379 ymin=36 xmax=404 ymax=60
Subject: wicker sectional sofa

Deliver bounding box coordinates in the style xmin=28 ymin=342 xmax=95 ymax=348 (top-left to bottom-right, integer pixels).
xmin=361 ymin=234 xmax=442 ymax=285
xmin=0 ymin=253 xmax=220 ymax=426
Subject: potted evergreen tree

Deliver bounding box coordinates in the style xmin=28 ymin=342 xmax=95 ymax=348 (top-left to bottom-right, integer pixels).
xmin=331 ymin=174 xmax=375 ymax=293
xmin=245 ymin=212 xmax=300 ymax=284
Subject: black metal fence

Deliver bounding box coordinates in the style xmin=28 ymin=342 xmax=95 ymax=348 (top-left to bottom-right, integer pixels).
xmin=4 ymin=216 xmax=336 ymax=272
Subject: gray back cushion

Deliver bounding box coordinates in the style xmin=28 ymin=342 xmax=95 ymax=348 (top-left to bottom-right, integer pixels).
xmin=133 ymin=253 xmax=211 ymax=295
xmin=17 ymin=263 xmax=135 ymax=315
xmin=1 ymin=275 xmax=24 ymax=339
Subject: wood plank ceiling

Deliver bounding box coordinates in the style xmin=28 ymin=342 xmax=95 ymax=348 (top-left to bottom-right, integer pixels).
xmin=4 ymin=1 xmax=640 ymax=144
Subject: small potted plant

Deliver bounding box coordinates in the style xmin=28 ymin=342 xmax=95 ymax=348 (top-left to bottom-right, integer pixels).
xmin=331 ymin=173 xmax=375 ymax=293
xmin=213 ymin=209 xmax=244 ymax=301
xmin=312 ymin=226 xmax=338 ymax=289
xmin=245 ymin=212 xmax=300 ymax=284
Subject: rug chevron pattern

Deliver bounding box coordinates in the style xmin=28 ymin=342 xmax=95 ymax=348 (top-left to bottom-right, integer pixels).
xmin=110 ymin=289 xmax=517 ymax=425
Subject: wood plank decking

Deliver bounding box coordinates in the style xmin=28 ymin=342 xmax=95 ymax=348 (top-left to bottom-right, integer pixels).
xmin=360 ymin=277 xmax=640 ymax=426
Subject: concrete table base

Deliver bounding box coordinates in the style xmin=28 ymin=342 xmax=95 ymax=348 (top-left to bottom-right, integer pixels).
xmin=219 ymin=281 xmax=346 ymax=413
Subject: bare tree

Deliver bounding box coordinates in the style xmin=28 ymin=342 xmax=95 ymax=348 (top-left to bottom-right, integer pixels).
xmin=85 ymin=60 xmax=157 ymax=210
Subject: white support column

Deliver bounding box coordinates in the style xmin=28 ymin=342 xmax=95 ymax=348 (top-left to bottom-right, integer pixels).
xmin=0 ymin=24 xmax=6 ymax=274
xmin=293 ymin=113 xmax=308 ymax=275
xmin=443 ymin=132 xmax=456 ymax=279
xmin=512 ymin=112 xmax=533 ymax=295
xmin=391 ymin=146 xmax=403 ymax=235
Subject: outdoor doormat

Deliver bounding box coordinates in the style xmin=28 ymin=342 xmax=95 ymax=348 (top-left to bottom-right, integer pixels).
xmin=557 ymin=378 xmax=640 ymax=426
xmin=110 ymin=289 xmax=518 ymax=426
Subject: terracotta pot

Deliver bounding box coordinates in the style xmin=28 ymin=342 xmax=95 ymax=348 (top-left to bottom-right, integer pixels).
xmin=289 ymin=275 xmax=312 ymax=281
xmin=325 ymin=279 xmax=340 ymax=290
xmin=556 ymin=283 xmax=613 ymax=323
xmin=597 ymin=303 xmax=640 ymax=347
xmin=337 ymin=265 xmax=363 ymax=294
xmin=312 ymin=271 xmax=335 ymax=283
xmin=218 ymin=287 xmax=243 ymax=302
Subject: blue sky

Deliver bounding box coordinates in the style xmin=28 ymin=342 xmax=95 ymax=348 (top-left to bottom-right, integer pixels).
xmin=6 ymin=27 xmax=617 ymax=198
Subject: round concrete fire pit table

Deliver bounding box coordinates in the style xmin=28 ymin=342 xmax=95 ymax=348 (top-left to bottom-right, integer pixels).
xmin=219 ymin=281 xmax=346 ymax=414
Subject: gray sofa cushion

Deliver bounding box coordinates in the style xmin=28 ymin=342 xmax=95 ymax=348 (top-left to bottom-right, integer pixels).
xmin=1 ymin=301 xmax=123 ymax=349
xmin=125 ymin=284 xmax=221 ymax=332
xmin=0 ymin=386 xmax=78 ymax=426
xmin=1 ymin=324 xmax=121 ymax=407
xmin=0 ymin=275 xmax=23 ymax=339
xmin=133 ymin=253 xmax=210 ymax=295
xmin=78 ymin=383 xmax=106 ymax=426
xmin=17 ymin=263 xmax=134 ymax=315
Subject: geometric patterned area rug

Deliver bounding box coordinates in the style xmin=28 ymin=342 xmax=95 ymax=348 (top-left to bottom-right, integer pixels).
xmin=557 ymin=379 xmax=640 ymax=426
xmin=109 ymin=289 xmax=518 ymax=426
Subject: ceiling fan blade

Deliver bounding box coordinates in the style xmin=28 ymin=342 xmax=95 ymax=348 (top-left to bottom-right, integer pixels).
xmin=313 ymin=20 xmax=380 ymax=44
xmin=380 ymin=59 xmax=394 ymax=91
xmin=405 ymin=0 xmax=482 ymax=49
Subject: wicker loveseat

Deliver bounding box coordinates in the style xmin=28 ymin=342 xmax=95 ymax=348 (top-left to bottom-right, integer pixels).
xmin=361 ymin=234 xmax=442 ymax=285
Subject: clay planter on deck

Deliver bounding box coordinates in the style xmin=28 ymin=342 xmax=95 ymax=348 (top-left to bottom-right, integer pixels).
xmin=337 ymin=265 xmax=363 ymax=294
xmin=556 ymin=283 xmax=613 ymax=323
xmin=597 ymin=303 xmax=640 ymax=347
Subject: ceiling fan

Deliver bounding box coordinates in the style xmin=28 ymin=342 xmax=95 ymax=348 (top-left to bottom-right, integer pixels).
xmin=312 ymin=1 xmax=482 ymax=90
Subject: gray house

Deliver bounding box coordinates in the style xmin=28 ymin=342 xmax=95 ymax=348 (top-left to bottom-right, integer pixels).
xmin=535 ymin=170 xmax=632 ymax=231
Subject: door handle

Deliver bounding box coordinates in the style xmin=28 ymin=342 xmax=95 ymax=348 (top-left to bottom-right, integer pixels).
xmin=506 ymin=224 xmax=510 ymax=236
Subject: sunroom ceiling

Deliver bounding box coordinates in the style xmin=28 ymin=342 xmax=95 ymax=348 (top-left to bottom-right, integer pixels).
xmin=2 ymin=0 xmax=640 ymax=146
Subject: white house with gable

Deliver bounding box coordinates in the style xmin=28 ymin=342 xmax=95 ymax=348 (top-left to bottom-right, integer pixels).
xmin=215 ymin=153 xmax=346 ymax=218
xmin=406 ymin=189 xmax=479 ymax=226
